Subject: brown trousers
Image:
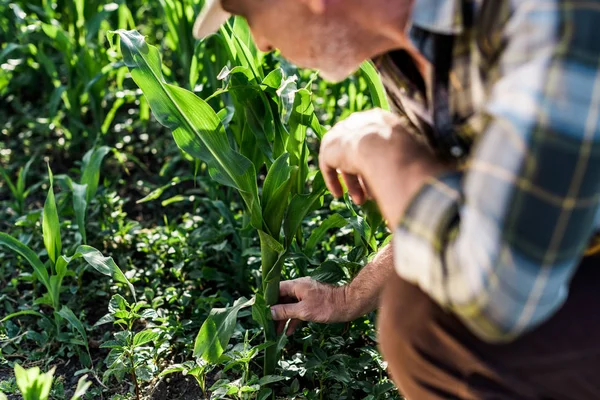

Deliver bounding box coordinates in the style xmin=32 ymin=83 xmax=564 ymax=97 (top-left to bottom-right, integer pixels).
xmin=378 ymin=254 xmax=600 ymax=400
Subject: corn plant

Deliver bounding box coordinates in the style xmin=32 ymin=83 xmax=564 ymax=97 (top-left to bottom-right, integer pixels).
xmin=1 ymin=0 xmax=135 ymax=144
xmin=0 ymin=364 xmax=90 ymax=400
xmin=0 ymin=166 xmax=135 ymax=367
xmin=109 ymin=16 xmax=390 ymax=382
xmin=0 ymin=156 xmax=36 ymax=215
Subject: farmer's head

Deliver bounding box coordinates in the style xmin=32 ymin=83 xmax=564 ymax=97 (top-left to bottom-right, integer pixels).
xmin=194 ymin=0 xmax=413 ymax=82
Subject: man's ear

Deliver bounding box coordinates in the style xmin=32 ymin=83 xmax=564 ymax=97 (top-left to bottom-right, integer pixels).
xmin=302 ymin=0 xmax=326 ymax=14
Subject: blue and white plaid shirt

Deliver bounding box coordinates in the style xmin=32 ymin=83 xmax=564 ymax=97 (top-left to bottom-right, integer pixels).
xmin=377 ymin=0 xmax=600 ymax=342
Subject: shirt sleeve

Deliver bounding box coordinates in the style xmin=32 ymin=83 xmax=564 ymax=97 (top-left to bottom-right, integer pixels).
xmin=394 ymin=1 xmax=600 ymax=342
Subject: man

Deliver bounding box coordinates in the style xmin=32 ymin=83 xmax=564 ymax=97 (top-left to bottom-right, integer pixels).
xmin=194 ymin=0 xmax=600 ymax=398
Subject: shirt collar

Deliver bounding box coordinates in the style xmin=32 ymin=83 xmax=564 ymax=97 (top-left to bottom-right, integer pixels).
xmin=410 ymin=0 xmax=464 ymax=34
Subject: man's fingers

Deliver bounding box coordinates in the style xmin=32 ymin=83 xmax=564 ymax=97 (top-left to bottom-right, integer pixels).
xmin=342 ymin=173 xmax=366 ymax=204
xmin=271 ymin=302 xmax=305 ymax=321
xmin=322 ymin=166 xmax=344 ymax=198
xmin=279 ymin=278 xmax=309 ymax=300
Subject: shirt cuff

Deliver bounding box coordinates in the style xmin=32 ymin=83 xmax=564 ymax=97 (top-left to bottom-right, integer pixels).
xmin=393 ymin=171 xmax=463 ymax=306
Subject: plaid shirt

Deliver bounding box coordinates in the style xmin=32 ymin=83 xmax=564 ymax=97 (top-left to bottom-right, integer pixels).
xmin=377 ymin=0 xmax=600 ymax=342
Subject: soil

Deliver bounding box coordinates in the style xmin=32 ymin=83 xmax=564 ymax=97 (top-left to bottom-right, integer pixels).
xmin=149 ymin=372 xmax=204 ymax=400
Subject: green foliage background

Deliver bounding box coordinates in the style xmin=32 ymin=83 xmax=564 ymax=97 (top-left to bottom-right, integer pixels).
xmin=0 ymin=0 xmax=398 ymax=398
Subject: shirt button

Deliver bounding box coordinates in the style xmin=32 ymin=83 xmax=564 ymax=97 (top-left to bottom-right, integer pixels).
xmin=450 ymin=146 xmax=464 ymax=158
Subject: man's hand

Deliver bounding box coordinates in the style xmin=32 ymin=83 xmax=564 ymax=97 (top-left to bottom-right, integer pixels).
xmin=271 ymin=244 xmax=396 ymax=335
xmin=319 ymin=108 xmax=451 ymax=226
xmin=270 ymin=278 xmax=348 ymax=335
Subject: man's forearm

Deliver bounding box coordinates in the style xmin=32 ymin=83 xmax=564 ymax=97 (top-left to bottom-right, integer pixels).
xmin=338 ymin=243 xmax=394 ymax=319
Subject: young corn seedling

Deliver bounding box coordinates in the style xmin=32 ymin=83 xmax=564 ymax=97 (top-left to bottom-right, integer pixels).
xmin=0 ymin=364 xmax=90 ymax=400
xmin=0 ymin=156 xmax=36 ymax=215
xmin=0 ymin=165 xmax=135 ymax=368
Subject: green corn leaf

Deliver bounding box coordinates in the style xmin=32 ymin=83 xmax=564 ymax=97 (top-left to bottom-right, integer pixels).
xmin=0 ymin=233 xmax=50 ymax=293
xmin=42 ymin=166 xmax=61 ymax=265
xmin=287 ymin=89 xmax=321 ymax=194
xmin=1 ymin=310 xmax=47 ymax=323
xmin=14 ymin=364 xmax=55 ymax=400
xmin=360 ymin=61 xmax=390 ymax=111
xmin=71 ymin=182 xmax=88 ymax=244
xmin=57 ymin=306 xmax=89 ymax=354
xmin=262 ymin=153 xmax=294 ymax=238
xmin=304 ymin=213 xmax=348 ymax=257
xmin=16 ymin=156 xmax=35 ymax=201
xmin=73 ymin=245 xmax=135 ymax=300
xmin=0 ymin=165 xmax=18 ymax=199
xmin=109 ymin=29 xmax=262 ymax=229
xmin=283 ymin=173 xmax=327 ymax=248
xmin=258 ymin=230 xmax=285 ymax=254
xmin=81 ymin=146 xmax=111 ymax=203
xmin=232 ymin=17 xmax=261 ymax=74
xmin=228 ymin=17 xmax=262 ymax=80
xmin=228 ymin=67 xmax=275 ymax=164
xmin=194 ymin=297 xmax=255 ymax=363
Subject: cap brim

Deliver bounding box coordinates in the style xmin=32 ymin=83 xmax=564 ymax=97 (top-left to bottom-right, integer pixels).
xmin=193 ymin=0 xmax=231 ymax=40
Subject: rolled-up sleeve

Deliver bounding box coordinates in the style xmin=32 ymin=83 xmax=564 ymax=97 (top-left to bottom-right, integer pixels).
xmin=394 ymin=1 xmax=600 ymax=342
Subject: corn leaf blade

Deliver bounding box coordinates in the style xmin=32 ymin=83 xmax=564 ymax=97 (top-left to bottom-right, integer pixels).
xmin=42 ymin=166 xmax=61 ymax=265
xmin=74 ymin=245 xmax=135 ymax=300
xmin=0 ymin=233 xmax=51 ymax=293
xmin=110 ymin=29 xmax=262 ymax=229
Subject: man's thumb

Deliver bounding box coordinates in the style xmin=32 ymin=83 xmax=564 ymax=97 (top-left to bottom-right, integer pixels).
xmin=271 ymin=303 xmax=304 ymax=321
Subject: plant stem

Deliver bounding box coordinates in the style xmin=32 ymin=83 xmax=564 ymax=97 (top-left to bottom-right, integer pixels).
xmin=130 ymin=351 xmax=140 ymax=400
xmin=260 ymin=239 xmax=281 ymax=376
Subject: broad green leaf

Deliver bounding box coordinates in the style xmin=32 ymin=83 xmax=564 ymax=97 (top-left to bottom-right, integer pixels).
xmin=258 ymin=375 xmax=286 ymax=386
xmin=81 ymin=146 xmax=111 ymax=203
xmin=258 ymin=388 xmax=273 ymax=400
xmin=110 ymin=30 xmax=262 ymax=229
xmin=283 ymin=173 xmax=327 ymax=248
xmin=360 ymin=60 xmax=390 ymax=111
xmin=14 ymin=364 xmax=55 ymax=400
xmin=304 ymin=213 xmax=348 ymax=256
xmin=310 ymin=260 xmax=348 ymax=284
xmin=133 ymin=330 xmax=160 ymax=347
xmin=287 ymin=89 xmax=321 ymax=194
xmin=228 ymin=67 xmax=275 ymax=163
xmin=194 ymin=297 xmax=255 ymax=363
xmin=0 ymin=232 xmax=50 ymax=292
xmin=42 ymin=166 xmax=61 ymax=265
xmin=57 ymin=306 xmax=89 ymax=352
xmin=74 ymin=245 xmax=135 ymax=300
xmin=262 ymin=153 xmax=294 ymax=238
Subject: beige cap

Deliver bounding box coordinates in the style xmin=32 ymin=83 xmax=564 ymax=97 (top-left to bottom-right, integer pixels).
xmin=193 ymin=0 xmax=231 ymax=40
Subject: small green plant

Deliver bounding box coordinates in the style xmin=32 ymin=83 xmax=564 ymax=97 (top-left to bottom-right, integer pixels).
xmin=97 ymin=294 xmax=162 ymax=399
xmin=0 ymin=156 xmax=36 ymax=215
xmin=0 ymin=166 xmax=135 ymax=367
xmin=0 ymin=364 xmax=90 ymax=400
